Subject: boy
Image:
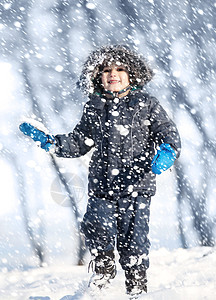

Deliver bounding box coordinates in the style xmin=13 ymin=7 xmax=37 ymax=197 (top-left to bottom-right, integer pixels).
xmin=20 ymin=45 xmax=181 ymax=298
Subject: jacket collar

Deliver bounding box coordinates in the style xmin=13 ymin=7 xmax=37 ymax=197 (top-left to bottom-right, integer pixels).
xmin=102 ymin=85 xmax=132 ymax=99
xmin=87 ymin=87 xmax=146 ymax=112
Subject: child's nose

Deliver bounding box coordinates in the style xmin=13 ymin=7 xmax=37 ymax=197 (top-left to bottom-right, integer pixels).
xmin=110 ymin=68 xmax=118 ymax=76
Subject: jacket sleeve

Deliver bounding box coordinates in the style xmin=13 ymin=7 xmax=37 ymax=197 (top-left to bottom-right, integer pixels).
xmin=149 ymin=97 xmax=181 ymax=158
xmin=54 ymin=105 xmax=95 ymax=158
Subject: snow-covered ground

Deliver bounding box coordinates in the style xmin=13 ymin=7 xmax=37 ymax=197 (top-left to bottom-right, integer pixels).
xmin=0 ymin=246 xmax=215 ymax=300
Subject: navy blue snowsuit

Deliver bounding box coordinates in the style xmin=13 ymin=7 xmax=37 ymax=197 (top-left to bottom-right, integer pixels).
xmin=55 ymin=89 xmax=181 ymax=271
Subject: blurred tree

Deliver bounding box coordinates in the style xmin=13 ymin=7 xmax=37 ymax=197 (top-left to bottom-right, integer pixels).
xmin=19 ymin=0 xmax=87 ymax=264
xmin=0 ymin=147 xmax=45 ymax=266
xmin=0 ymin=0 xmax=87 ymax=265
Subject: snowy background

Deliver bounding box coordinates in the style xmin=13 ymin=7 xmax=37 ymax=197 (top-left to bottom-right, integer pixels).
xmin=0 ymin=0 xmax=216 ymax=299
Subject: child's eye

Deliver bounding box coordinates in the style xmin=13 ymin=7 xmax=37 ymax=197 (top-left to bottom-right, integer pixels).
xmin=117 ymin=67 xmax=127 ymax=72
xmin=103 ymin=69 xmax=111 ymax=73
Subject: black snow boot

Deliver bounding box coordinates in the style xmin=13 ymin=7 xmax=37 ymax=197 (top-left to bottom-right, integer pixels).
xmin=88 ymin=249 xmax=117 ymax=289
xmin=125 ymin=267 xmax=147 ymax=298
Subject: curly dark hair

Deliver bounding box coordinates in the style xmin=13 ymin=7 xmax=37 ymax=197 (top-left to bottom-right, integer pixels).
xmin=77 ymin=45 xmax=154 ymax=94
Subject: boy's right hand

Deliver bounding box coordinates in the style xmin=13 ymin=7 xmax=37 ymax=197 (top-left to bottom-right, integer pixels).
xmin=19 ymin=122 xmax=55 ymax=152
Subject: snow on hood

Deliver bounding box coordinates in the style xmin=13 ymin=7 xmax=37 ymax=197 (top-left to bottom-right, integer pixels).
xmin=77 ymin=44 xmax=154 ymax=95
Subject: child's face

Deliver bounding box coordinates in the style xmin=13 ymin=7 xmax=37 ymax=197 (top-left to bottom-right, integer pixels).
xmin=101 ymin=64 xmax=130 ymax=92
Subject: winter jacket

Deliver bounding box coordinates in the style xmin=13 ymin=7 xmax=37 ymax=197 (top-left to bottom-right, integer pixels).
xmin=55 ymin=89 xmax=181 ymax=197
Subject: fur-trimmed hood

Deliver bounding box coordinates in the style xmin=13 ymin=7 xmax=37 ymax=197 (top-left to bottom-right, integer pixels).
xmin=77 ymin=45 xmax=154 ymax=95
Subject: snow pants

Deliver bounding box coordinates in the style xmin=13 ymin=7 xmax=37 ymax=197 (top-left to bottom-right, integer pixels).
xmin=81 ymin=193 xmax=151 ymax=271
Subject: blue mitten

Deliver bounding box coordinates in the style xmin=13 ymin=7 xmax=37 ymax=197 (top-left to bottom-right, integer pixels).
xmin=19 ymin=122 xmax=55 ymax=152
xmin=151 ymin=143 xmax=176 ymax=175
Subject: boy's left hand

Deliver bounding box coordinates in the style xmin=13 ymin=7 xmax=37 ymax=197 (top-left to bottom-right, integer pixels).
xmin=151 ymin=143 xmax=176 ymax=175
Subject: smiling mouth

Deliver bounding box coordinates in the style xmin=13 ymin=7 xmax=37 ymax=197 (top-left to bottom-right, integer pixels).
xmin=108 ymin=80 xmax=120 ymax=84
